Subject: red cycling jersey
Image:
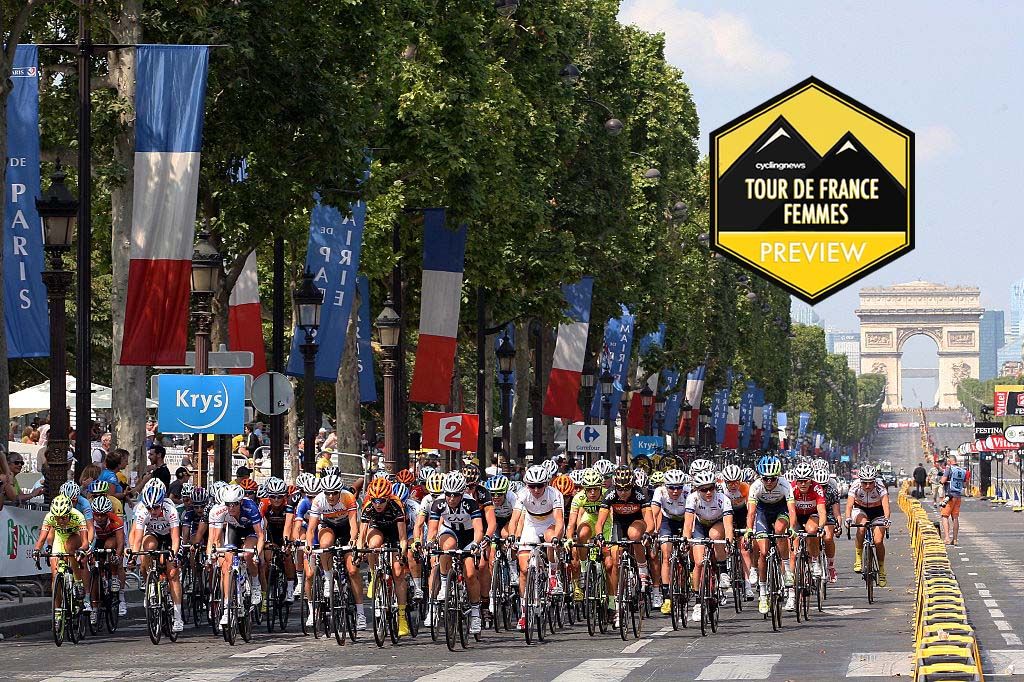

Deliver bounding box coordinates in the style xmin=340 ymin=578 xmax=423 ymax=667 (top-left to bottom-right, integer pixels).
xmin=792 ymin=482 xmax=826 ymax=517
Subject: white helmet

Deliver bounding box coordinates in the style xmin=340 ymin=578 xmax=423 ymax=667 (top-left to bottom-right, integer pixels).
xmin=633 ymin=469 xmax=648 ymax=489
xmin=594 ymin=459 xmax=615 ymax=477
xmin=721 ymin=464 xmax=742 ymax=482
xmin=295 ymin=472 xmax=313 ymax=491
xmin=210 ymin=480 xmax=228 ymax=503
xmin=859 ymin=466 xmax=877 ymax=481
xmin=523 ymin=466 xmax=548 ymax=485
xmin=689 ymin=459 xmax=714 ymax=475
xmin=813 ymin=469 xmax=830 ymax=485
xmin=220 ymin=484 xmax=245 ymax=505
xmin=265 ymin=477 xmax=287 ymax=495
xmin=812 ymin=458 xmax=830 ymax=473
xmin=793 ymin=462 xmax=815 ymax=480
xmin=442 ymin=471 xmax=467 ymax=495
xmin=664 ymin=469 xmax=687 ymax=486
xmin=692 ymin=470 xmax=717 ymax=488
xmin=59 ymin=481 xmax=81 ymax=500
xmin=540 ymin=459 xmax=558 ymax=478
xmin=320 ymin=475 xmax=344 ymax=492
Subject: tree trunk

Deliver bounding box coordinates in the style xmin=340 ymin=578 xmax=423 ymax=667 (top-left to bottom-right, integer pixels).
xmin=542 ymin=323 xmax=556 ymax=458
xmin=108 ymin=3 xmax=146 ymax=477
xmin=286 ymin=377 xmax=300 ymax=479
xmin=335 ymin=292 xmax=360 ymax=475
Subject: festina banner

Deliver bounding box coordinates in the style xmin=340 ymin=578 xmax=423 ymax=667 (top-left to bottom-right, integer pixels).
xmin=5 ymin=45 xmax=47 ymax=358
xmin=120 ymin=46 xmax=210 ymax=365
xmin=286 ymin=198 xmax=366 ymax=380
xmin=227 ymin=250 xmax=268 ymax=377
xmin=587 ymin=305 xmax=635 ymax=422
xmin=410 ymin=209 xmax=467 ymax=404
xmin=356 ymin=275 xmax=377 ymax=403
xmin=543 ymin=276 xmax=594 ymax=420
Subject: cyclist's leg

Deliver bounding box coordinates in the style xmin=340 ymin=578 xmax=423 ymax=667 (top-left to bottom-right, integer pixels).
xmin=850 ymin=507 xmax=868 ymax=570
xmin=805 ymin=517 xmax=821 ymax=561
xmin=872 ymin=521 xmax=886 ymax=564
xmin=627 ymin=520 xmax=647 ymax=578
xmin=366 ymin=528 xmax=384 ymax=594
xmin=241 ymin=534 xmax=259 ymax=594
xmin=709 ymin=522 xmax=729 ymax=591
xmin=691 ymin=522 xmax=708 ymax=593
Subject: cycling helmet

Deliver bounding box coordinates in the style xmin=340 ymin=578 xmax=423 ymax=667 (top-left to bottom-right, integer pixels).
xmin=442 ymin=471 xmax=467 ymax=495
xmin=812 ymin=458 xmax=830 ymax=473
xmin=190 ymin=486 xmax=209 ymax=505
xmin=265 ymin=477 xmax=287 ymax=496
xmin=581 ymin=468 xmax=603 ymax=489
xmin=612 ymin=466 xmax=634 ymax=488
xmin=426 ymin=471 xmax=445 ymax=495
xmin=320 ymin=474 xmax=344 ymax=492
xmin=594 ymin=459 xmax=615 ymax=477
xmin=91 ymin=495 xmax=112 ymax=514
xmin=302 ymin=477 xmax=322 ymax=496
xmin=741 ymin=467 xmax=757 ymax=483
xmin=220 ymin=484 xmax=245 ymax=504
xmin=689 ymin=458 xmax=714 ymax=475
xmin=180 ymin=482 xmax=195 ymax=498
xmin=569 ymin=469 xmax=586 ymax=487
xmin=396 ymin=469 xmax=416 ymax=485
xmin=366 ymin=477 xmax=393 ymax=499
xmin=210 ymin=480 xmax=228 ymax=503
xmin=552 ymin=474 xmax=575 ymax=497
xmin=633 ymin=469 xmax=648 ymax=489
xmin=371 ymin=469 xmax=391 ymax=481
xmin=756 ymin=455 xmax=783 ymax=477
xmin=692 ymin=470 xmax=717 ymax=488
xmin=509 ymin=480 xmax=525 ymax=495
xmin=144 ymin=478 xmax=167 ymax=494
xmin=523 ymin=465 xmax=548 ymax=486
xmin=239 ymin=478 xmax=258 ymax=492
xmin=813 ymin=469 xmax=831 ymax=485
xmin=664 ymin=469 xmax=687 ymax=486
xmin=295 ymin=472 xmax=313 ymax=491
xmin=859 ymin=465 xmax=877 ymax=482
xmin=649 ymin=470 xmax=665 ymax=486
xmin=89 ymin=481 xmax=111 ymax=495
xmin=59 ymin=481 xmax=81 ymax=500
xmin=485 ymin=475 xmax=511 ymax=495
xmin=420 ymin=466 xmax=436 ymax=480
xmin=541 ymin=458 xmax=558 ymax=479
xmin=392 ymin=482 xmax=411 ymax=502
xmin=721 ymin=464 xmax=742 ymax=482
xmin=141 ymin=483 xmax=166 ymax=508
xmin=50 ymin=495 xmax=73 ymax=517
xmin=256 ymin=483 xmax=267 ymax=498
xmin=320 ymin=465 xmax=341 ymax=478
xmin=462 ymin=464 xmax=481 ymax=484
xmin=793 ymin=462 xmax=815 ymax=480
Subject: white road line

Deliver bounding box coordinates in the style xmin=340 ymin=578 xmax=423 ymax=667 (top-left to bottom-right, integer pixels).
xmin=165 ymin=669 xmax=243 ymax=682
xmin=845 ymin=652 xmax=914 ymax=677
xmin=39 ymin=673 xmax=124 ymax=682
xmin=230 ymin=643 xmax=301 ymax=658
xmin=990 ymin=609 xmax=1006 ymax=618
xmin=1002 ymin=633 xmax=1022 ymax=646
xmin=995 ymin=620 xmax=1013 ymax=631
xmin=552 ymin=658 xmax=650 ymax=682
xmin=650 ymin=625 xmax=673 ymax=637
xmin=696 ymin=654 xmax=781 ymax=680
xmin=986 ymin=650 xmax=1024 ymax=675
xmin=415 ymin=662 xmax=515 ymax=682
xmin=979 ymin=589 xmax=992 ymax=597
xmin=621 ymin=638 xmax=653 ymax=654
xmin=961 ymin=557 xmax=970 ymax=562
xmin=297 ymin=666 xmax=386 ymax=681
xmin=984 ymin=599 xmax=1000 ymax=608
xmin=968 ymin=572 xmax=978 ymax=576
xmin=974 ymin=582 xmax=987 ymax=589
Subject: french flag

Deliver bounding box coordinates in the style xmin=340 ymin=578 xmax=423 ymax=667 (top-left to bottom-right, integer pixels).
xmin=721 ymin=406 xmax=740 ymax=449
xmin=120 ymin=46 xmax=210 ymax=366
xmin=228 ymin=250 xmax=268 ymax=377
xmin=679 ymin=365 xmax=706 ymax=438
xmin=543 ymin=277 xmax=594 ymax=420
xmin=409 ymin=209 xmax=467 ymax=404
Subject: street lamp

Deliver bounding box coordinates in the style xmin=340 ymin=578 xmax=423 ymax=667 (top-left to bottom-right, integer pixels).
xmin=600 ymin=366 xmax=615 ymax=462
xmin=560 ymin=62 xmax=581 ymax=86
xmin=620 ymin=386 xmax=632 ymax=464
xmin=191 ymin=232 xmax=222 ymax=483
xmin=494 ymin=0 xmax=519 ymax=17
xmin=671 ymin=201 xmax=689 ymax=222
xmin=375 ymin=299 xmax=401 ymax=472
xmin=37 ymin=165 xmax=77 ymax=500
xmin=639 ymin=385 xmax=655 ymax=435
xmin=654 ymin=393 xmax=666 ymax=438
xmin=496 ymin=331 xmax=515 ymax=465
xmin=294 ymin=268 xmax=323 ymax=474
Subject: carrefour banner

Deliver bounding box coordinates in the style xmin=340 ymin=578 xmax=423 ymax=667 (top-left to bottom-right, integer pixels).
xmin=356 ymin=275 xmax=377 ymax=403
xmin=589 ymin=305 xmax=635 ymax=422
xmin=1 ymin=505 xmax=47 ymax=576
xmin=286 ymin=197 xmax=366 ymax=381
xmin=5 ymin=45 xmax=47 ymax=358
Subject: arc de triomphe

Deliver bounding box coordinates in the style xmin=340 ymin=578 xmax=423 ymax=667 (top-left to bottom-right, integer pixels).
xmin=857 ymin=281 xmax=983 ymax=409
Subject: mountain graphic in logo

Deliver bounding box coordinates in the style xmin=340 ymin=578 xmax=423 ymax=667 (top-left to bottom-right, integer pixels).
xmin=718 ymin=116 xmax=906 ymax=232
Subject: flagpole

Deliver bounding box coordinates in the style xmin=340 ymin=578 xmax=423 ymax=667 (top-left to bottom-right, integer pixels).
xmin=73 ymin=0 xmax=93 ymax=480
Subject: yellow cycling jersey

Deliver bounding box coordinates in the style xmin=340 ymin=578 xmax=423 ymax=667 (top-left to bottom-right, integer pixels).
xmin=43 ymin=509 xmax=87 ymax=537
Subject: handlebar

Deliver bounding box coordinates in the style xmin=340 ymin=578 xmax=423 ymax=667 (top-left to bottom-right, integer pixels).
xmin=309 ymin=545 xmax=356 ymax=556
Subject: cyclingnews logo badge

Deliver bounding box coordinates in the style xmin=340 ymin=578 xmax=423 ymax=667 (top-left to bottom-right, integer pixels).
xmin=710 ymin=77 xmax=914 ymax=303
xmin=157 ymin=374 xmax=246 ymax=434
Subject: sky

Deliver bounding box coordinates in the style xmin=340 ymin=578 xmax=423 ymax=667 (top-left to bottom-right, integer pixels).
xmin=620 ymin=0 xmax=1024 ymax=399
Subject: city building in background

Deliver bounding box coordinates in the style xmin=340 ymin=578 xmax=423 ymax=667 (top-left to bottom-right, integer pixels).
xmin=1010 ymin=277 xmax=1024 ymax=337
xmin=1000 ymin=360 xmax=1023 ymax=377
xmin=979 ymin=309 xmax=1005 ymax=380
xmin=791 ymin=301 xmax=825 ymax=328
xmin=996 ymin=335 xmax=1023 ymax=377
xmin=826 ymin=330 xmax=861 ymax=373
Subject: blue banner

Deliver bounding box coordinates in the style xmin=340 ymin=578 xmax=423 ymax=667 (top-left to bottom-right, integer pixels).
xmin=776 ymin=412 xmax=788 ymax=430
xmin=631 ymin=435 xmax=664 ymax=458
xmin=356 ymin=275 xmax=377 ymax=403
xmin=286 ymin=197 xmax=366 ymax=381
xmin=712 ymin=389 xmax=729 ymax=444
xmin=661 ymin=368 xmax=681 ymax=432
xmin=590 ymin=305 xmax=634 ymax=422
xmin=798 ymin=412 xmax=811 ymax=439
xmin=761 ymin=403 xmax=774 ymax=449
xmin=739 ymin=382 xmax=756 ymax=448
xmin=157 ymin=374 xmax=246 ymax=434
xmin=6 ymin=46 xmax=47 ymax=358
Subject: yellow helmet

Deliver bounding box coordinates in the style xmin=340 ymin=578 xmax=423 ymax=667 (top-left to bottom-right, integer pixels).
xmin=50 ymin=495 xmax=73 ymax=517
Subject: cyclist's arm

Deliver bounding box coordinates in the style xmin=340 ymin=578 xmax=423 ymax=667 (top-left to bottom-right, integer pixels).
xmin=650 ymin=502 xmax=663 ymax=531
xmin=816 ymin=501 xmax=827 ymax=521
xmin=354 ymin=518 xmax=368 ymax=550
xmin=483 ymin=504 xmax=496 ymax=537
xmin=552 ymin=506 xmax=565 ymax=539
xmin=397 ymin=519 xmax=408 ymax=553
xmin=34 ymin=521 xmax=53 ymax=552
xmin=844 ymin=496 xmax=854 ymax=521
xmin=347 ymin=507 xmax=360 ymax=543
xmin=253 ymin=521 xmax=265 ymax=556
xmin=723 ymin=511 xmax=734 ymax=540
xmin=170 ymin=524 xmax=181 ymax=556
xmin=746 ymin=502 xmax=756 ymax=531
xmin=128 ymin=524 xmax=143 ymax=554
xmin=595 ymin=507 xmax=610 ymax=534
xmin=283 ymin=513 xmax=295 ymax=543
xmin=881 ymin=494 xmax=891 ymax=520
xmin=641 ymin=505 xmax=654 ymax=535
xmin=206 ymin=524 xmax=219 ymax=557
xmin=786 ymin=499 xmax=798 ymax=523
xmin=426 ymin=518 xmax=438 ymax=544
xmin=472 ymin=516 xmax=485 ymax=545
xmin=566 ymin=507 xmax=579 ymax=539
xmin=509 ymin=508 xmax=523 ymax=538
xmin=682 ymin=511 xmax=695 ymax=541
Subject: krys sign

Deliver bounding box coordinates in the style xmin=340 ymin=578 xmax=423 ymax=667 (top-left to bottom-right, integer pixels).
xmin=158 ymin=374 xmax=245 ymax=434
xmin=710 ymin=77 xmax=914 ymax=303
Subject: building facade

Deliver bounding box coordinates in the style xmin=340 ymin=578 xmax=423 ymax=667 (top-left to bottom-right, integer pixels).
xmin=979 ymin=310 xmax=1005 ymax=380
xmin=1010 ymin=278 xmax=1024 ymax=337
xmin=826 ymin=331 xmax=861 ymax=373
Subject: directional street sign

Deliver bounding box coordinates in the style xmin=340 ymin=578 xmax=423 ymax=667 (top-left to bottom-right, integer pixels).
xmin=568 ymin=425 xmax=607 ymax=453
xmin=153 ymin=349 xmax=254 ymax=370
xmin=251 ymin=372 xmax=294 ymax=417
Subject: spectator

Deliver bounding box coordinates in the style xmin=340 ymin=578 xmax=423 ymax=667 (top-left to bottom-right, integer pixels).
xmin=79 ymin=463 xmax=102 ymax=492
xmin=36 ymin=417 xmax=50 ymax=446
xmin=98 ymin=450 xmax=125 ymax=499
xmin=322 ymin=429 xmax=338 ymax=452
xmin=235 ymin=465 xmax=253 ymax=486
xmin=912 ymin=462 xmax=928 ymax=498
xmin=929 ymin=461 xmax=945 ymax=503
xmin=9 ymin=419 xmax=21 ymax=441
xmin=3 ymin=451 xmax=43 ymax=504
xmin=0 ymin=450 xmax=19 ymax=508
xmin=244 ymin=423 xmax=260 ymax=454
xmin=91 ymin=432 xmax=112 ymax=465
xmin=137 ymin=444 xmax=171 ymax=491
xmin=168 ymin=466 xmax=191 ymax=502
xmin=21 ymin=427 xmax=36 ymax=444
xmin=940 ymin=455 xmax=968 ymax=545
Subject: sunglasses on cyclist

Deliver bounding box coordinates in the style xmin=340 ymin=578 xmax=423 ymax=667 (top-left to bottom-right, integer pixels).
xmin=371 ymin=497 xmax=389 ymax=504
xmin=697 ymin=485 xmax=716 ymax=493
xmin=762 ymin=476 xmax=778 ymax=482
xmin=666 ymin=485 xmax=685 ymax=492
xmin=269 ymin=494 xmax=285 ymax=499
xmin=226 ymin=502 xmax=241 ymax=507
xmin=796 ymin=478 xmax=812 ymax=483
xmin=527 ymin=483 xmax=545 ymax=490
xmin=325 ymin=490 xmax=342 ymax=496
xmin=445 ymin=492 xmax=463 ymax=498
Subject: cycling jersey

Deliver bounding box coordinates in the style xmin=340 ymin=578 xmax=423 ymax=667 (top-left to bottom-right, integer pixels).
xmin=308 ymin=491 xmax=358 ymax=525
xmin=601 ymin=488 xmax=650 ymax=525
xmin=133 ymin=500 xmax=181 ymax=536
xmin=571 ymin=489 xmax=603 ymax=518
xmin=428 ymin=496 xmax=482 ymax=535
xmin=93 ymin=511 xmax=125 ymax=539
xmin=749 ymin=478 xmax=795 ymax=505
xmin=793 ymin=482 xmax=826 ymax=517
xmin=684 ymin=490 xmax=733 ymax=524
xmin=822 ymin=481 xmax=841 ymax=521
xmin=44 ymin=509 xmax=87 ymax=538
xmin=944 ymin=466 xmax=967 ymax=497
xmin=361 ymin=499 xmax=406 ymax=544
xmin=514 ymin=487 xmax=564 ymax=519
xmin=417 ymin=493 xmax=438 ymax=518
xmin=259 ymin=499 xmax=295 ymax=530
xmin=208 ymin=499 xmax=263 ymax=531
xmin=468 ymin=485 xmax=494 ymax=509
xmin=651 ymin=486 xmax=689 ymax=521
xmin=491 ymin=490 xmax=517 ymax=519
xmin=73 ymin=494 xmax=94 ymax=522
xmin=847 ymin=480 xmax=888 ymax=508
xmin=720 ymin=482 xmax=749 ymax=509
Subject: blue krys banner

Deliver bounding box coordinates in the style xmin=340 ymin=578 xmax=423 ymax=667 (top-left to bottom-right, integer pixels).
xmin=798 ymin=412 xmax=811 ymax=439
xmin=356 ymin=275 xmax=377 ymax=403
xmin=761 ymin=403 xmax=774 ymax=449
xmin=286 ymin=197 xmax=366 ymax=380
xmin=495 ymin=323 xmax=515 ymax=418
xmin=712 ymin=389 xmax=729 ymax=444
xmin=6 ymin=45 xmax=47 ymax=358
xmin=157 ymin=374 xmax=246 ymax=434
xmin=739 ymin=382 xmax=756 ymax=448
xmin=589 ymin=305 xmax=634 ymax=422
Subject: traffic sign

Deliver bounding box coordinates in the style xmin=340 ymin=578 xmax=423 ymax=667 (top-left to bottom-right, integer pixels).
xmin=153 ymin=349 xmax=254 ymax=370
xmin=568 ymin=425 xmax=607 ymax=453
xmin=251 ymin=372 xmax=294 ymax=416
xmin=422 ymin=412 xmax=479 ymax=452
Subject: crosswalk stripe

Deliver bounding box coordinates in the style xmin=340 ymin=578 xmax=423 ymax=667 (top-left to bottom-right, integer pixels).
xmin=230 ymin=643 xmax=301 ymax=658
xmin=414 ymin=662 xmax=514 ymax=682
xmin=297 ymin=665 xmax=386 ymax=681
xmin=165 ymin=668 xmax=243 ymax=682
xmin=696 ymin=655 xmax=781 ymax=680
xmin=621 ymin=638 xmax=653 ymax=654
xmin=39 ymin=672 xmax=124 ymax=682
xmin=1002 ymin=633 xmax=1022 ymax=646
xmin=845 ymin=652 xmax=913 ymax=677
xmin=986 ymin=649 xmax=1024 ymax=675
xmin=552 ymin=658 xmax=650 ymax=682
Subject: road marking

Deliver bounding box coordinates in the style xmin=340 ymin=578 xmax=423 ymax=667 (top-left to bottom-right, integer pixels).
xmin=297 ymin=666 xmax=385 ymax=681
xmin=986 ymin=650 xmax=1024 ymax=675
xmin=822 ymin=604 xmax=870 ymax=616
xmin=845 ymin=652 xmax=914 ymax=677
xmin=1003 ymin=634 xmax=1023 ymax=646
xmin=621 ymin=638 xmax=653 ymax=653
xmin=650 ymin=625 xmax=672 ymax=637
xmin=39 ymin=673 xmax=124 ymax=682
xmin=979 ymin=589 xmax=992 ymax=597
xmin=552 ymin=658 xmax=650 ymax=682
xmin=165 ymin=669 xmax=242 ymax=682
xmin=230 ymin=643 xmax=301 ymax=658
xmin=985 ymin=599 xmax=1000 ymax=607
xmin=990 ymin=609 xmax=1006 ymax=618
xmin=415 ymin=662 xmax=514 ymax=682
xmin=961 ymin=557 xmax=970 ymax=562
xmin=995 ymin=620 xmax=1013 ymax=631
xmin=968 ymin=572 xmax=978 ymax=576
xmin=696 ymin=654 xmax=781 ymax=680
xmin=975 ymin=582 xmax=987 ymax=589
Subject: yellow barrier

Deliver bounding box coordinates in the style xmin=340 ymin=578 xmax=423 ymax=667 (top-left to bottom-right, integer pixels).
xmin=898 ymin=483 xmax=984 ymax=681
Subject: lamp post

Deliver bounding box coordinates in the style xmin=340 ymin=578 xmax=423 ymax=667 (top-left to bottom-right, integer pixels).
xmin=375 ymin=299 xmax=401 ymax=473
xmin=654 ymin=393 xmax=666 ymax=439
xmin=680 ymin=399 xmax=692 ymax=448
xmin=529 ymin=319 xmax=545 ymax=463
xmin=600 ymin=366 xmax=614 ymax=463
xmin=294 ymin=269 xmax=324 ymax=474
xmin=580 ymin=353 xmax=596 ymax=428
xmin=639 ymin=385 xmax=655 ymax=436
xmin=190 ymin=232 xmax=222 ymax=485
xmin=36 ymin=165 xmax=77 ymax=500
xmin=620 ymin=387 xmax=632 ymax=465
xmin=496 ymin=331 xmax=515 ymax=467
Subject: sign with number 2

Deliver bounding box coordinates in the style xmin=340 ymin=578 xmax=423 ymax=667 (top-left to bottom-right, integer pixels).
xmin=422 ymin=411 xmax=480 ymax=451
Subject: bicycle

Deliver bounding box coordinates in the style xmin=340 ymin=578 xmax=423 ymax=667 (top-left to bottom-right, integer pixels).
xmin=205 ymin=552 xmax=223 ymax=636
xmin=692 ymin=538 xmax=729 ymax=637
xmin=759 ymin=532 xmax=790 ymax=632
xmin=605 ymin=538 xmax=647 ymax=641
xmin=664 ymin=536 xmax=690 ymax=631
xmin=89 ymin=547 xmax=121 ymax=633
xmin=727 ymin=531 xmax=749 ymax=614
xmin=849 ymin=522 xmax=888 ymax=604
xmin=430 ymin=546 xmax=479 ymax=651
xmin=36 ymin=550 xmax=87 ymax=646
xmin=130 ymin=549 xmax=178 ymax=645
xmin=552 ymin=540 xmax=576 ymax=628
xmin=309 ymin=544 xmax=358 ymax=645
xmin=814 ymin=541 xmax=829 ymax=611
xmin=366 ymin=546 xmax=401 ymax=647
xmin=579 ymin=541 xmax=609 ymax=636
xmin=518 ymin=541 xmax=557 ymax=644
xmin=488 ymin=537 xmax=517 ymax=633
xmin=214 ymin=546 xmax=257 ymax=645
xmin=791 ymin=530 xmax=820 ymax=623
xmin=264 ymin=542 xmax=294 ymax=633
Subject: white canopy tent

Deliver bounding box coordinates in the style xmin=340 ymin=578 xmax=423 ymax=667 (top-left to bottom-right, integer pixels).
xmin=9 ymin=374 xmax=157 ymax=418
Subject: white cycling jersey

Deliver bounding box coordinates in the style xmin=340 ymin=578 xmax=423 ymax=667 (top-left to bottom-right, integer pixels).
xmin=684 ymin=490 xmax=733 ymax=524
xmin=651 ymin=486 xmax=689 ymax=520
xmin=848 ymin=479 xmax=888 ymax=508
xmin=492 ymin=489 xmax=518 ymax=519
xmin=133 ymin=500 xmax=180 ymax=536
xmin=749 ymin=477 xmax=795 ymax=505
xmin=514 ymin=486 xmax=564 ymax=519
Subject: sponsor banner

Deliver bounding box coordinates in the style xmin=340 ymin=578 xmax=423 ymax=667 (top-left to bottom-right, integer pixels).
xmin=631 ymin=435 xmax=664 ymax=457
xmin=568 ymin=425 xmax=608 ymax=453
xmin=1004 ymin=425 xmax=1024 ymax=444
xmin=876 ymin=421 xmax=921 ymax=429
xmin=1 ymin=505 xmax=47 ymax=576
xmin=798 ymin=412 xmax=810 ymax=438
xmin=975 ymin=420 xmax=1003 ymax=440
xmin=710 ymin=77 xmax=914 ymax=303
xmin=588 ymin=306 xmax=635 ymax=422
xmin=421 ymin=411 xmax=479 ymax=452
xmin=157 ymin=374 xmax=246 ymax=434
xmin=993 ymin=385 xmax=1024 ymax=416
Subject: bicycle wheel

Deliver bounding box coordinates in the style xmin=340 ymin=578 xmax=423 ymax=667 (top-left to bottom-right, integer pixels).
xmin=793 ymin=555 xmax=805 ymax=624
xmin=104 ymin=575 xmax=119 ymax=633
xmin=180 ymin=561 xmax=193 ymax=626
xmin=429 ymin=568 xmax=440 ymax=642
xmin=458 ymin=584 xmax=470 ymax=649
xmin=372 ymin=572 xmax=387 ymax=647
xmin=238 ymin=581 xmax=253 ymax=643
xmin=561 ymin=562 xmax=576 ymax=626
xmin=524 ymin=566 xmax=536 ymax=644
xmin=596 ymin=565 xmax=609 ymax=635
xmin=146 ymin=572 xmax=162 ymax=645
xmin=534 ymin=568 xmax=547 ymax=642
xmin=444 ymin=569 xmax=459 ymax=651
xmin=388 ymin=585 xmax=400 ymax=645
xmin=668 ymin=556 xmax=684 ymax=630
xmin=800 ymin=560 xmax=812 ymax=621
xmin=768 ymin=559 xmax=782 ymax=632
xmin=166 ymin=598 xmax=179 ymax=643
xmin=584 ymin=561 xmax=598 ymax=636
xmin=731 ymin=549 xmax=744 ymax=614
xmin=52 ymin=572 xmax=66 ymax=647
xmin=68 ymin=577 xmax=84 ymax=644
xmin=864 ymin=545 xmax=875 ymax=604
xmin=210 ymin=569 xmax=223 ymax=636
xmin=277 ymin=570 xmax=291 ymax=632
xmin=710 ymin=586 xmax=720 ymax=634
xmin=300 ymin=586 xmax=310 ymax=636
xmin=616 ymin=562 xmax=630 ymax=641
xmin=699 ymin=574 xmax=708 ymax=637
xmin=223 ymin=573 xmax=237 ymax=645
xmin=631 ymin=566 xmax=643 ymax=640
xmin=332 ymin=571 xmax=348 ymax=646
